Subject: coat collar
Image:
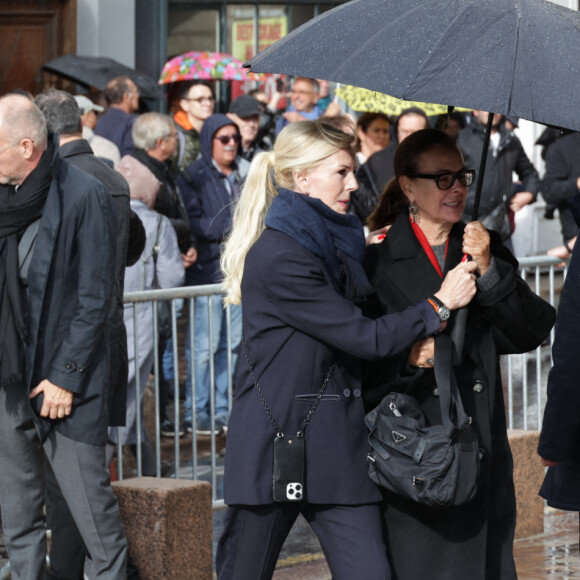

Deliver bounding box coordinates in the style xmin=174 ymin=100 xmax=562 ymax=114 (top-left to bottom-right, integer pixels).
xmin=59 ymin=138 xmax=94 ymax=159
xmin=379 ymin=213 xmax=465 ymax=304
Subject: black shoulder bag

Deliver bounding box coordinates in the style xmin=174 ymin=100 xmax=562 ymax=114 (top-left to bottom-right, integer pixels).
xmin=243 ymin=338 xmax=335 ymax=502
xmin=365 ymin=333 xmax=480 ymax=508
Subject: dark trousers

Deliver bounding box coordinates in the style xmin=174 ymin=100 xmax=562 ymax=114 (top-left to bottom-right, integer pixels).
xmin=216 ymin=503 xmax=391 ymax=580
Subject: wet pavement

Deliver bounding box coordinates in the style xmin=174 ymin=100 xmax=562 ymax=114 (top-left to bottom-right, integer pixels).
xmin=1 ymin=497 xmax=578 ymax=578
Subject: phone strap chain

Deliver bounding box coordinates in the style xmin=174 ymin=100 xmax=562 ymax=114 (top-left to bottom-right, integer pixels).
xmin=242 ymin=337 xmax=335 ymax=439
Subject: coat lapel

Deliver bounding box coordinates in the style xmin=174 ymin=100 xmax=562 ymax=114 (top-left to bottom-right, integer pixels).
xmin=382 ymin=215 xmax=446 ymax=305
xmin=26 ymin=176 xmax=61 ymax=386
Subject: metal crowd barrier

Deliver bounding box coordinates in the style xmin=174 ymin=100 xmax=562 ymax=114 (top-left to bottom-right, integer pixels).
xmin=120 ymin=256 xmax=567 ymax=505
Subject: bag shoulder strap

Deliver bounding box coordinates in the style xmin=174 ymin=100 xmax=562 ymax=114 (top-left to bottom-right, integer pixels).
xmin=242 ymin=334 xmax=334 ymax=438
xmin=434 ymin=333 xmax=471 ymax=436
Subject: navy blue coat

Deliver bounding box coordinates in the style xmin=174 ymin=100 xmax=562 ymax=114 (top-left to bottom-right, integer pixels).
xmin=177 ymin=115 xmax=248 ymax=285
xmin=25 ymin=146 xmax=116 ymax=446
xmin=539 ymin=235 xmax=580 ymax=511
xmin=223 ymin=228 xmax=441 ymax=506
xmin=95 ymin=107 xmax=136 ymax=157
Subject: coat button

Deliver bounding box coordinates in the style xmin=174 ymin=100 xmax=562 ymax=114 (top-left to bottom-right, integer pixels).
xmin=353 ymin=389 xmax=362 ymax=398
xmin=78 ymin=366 xmax=85 ymax=373
xmin=343 ymin=388 xmax=352 ymax=398
xmin=432 ymin=387 xmax=439 ymax=397
xmin=65 ymin=363 xmax=72 ymax=370
xmin=473 ymin=381 xmax=485 ymax=393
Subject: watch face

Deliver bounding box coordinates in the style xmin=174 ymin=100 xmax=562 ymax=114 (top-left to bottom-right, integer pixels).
xmin=439 ymin=306 xmax=451 ymax=321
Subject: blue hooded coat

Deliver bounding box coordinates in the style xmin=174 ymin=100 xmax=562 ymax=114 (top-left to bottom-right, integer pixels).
xmin=177 ymin=114 xmax=249 ymax=285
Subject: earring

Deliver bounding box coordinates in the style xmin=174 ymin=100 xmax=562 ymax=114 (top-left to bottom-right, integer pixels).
xmin=409 ymin=202 xmax=420 ymax=224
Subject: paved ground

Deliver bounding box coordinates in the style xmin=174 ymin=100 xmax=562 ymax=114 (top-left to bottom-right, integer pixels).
xmin=2 ymin=507 xmax=577 ymax=578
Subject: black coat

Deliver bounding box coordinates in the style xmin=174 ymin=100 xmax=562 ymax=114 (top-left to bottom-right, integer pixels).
xmin=361 ymin=142 xmax=397 ymax=200
xmin=363 ymin=215 xmax=555 ymax=580
xmin=540 ymin=131 xmax=580 ymax=242
xmin=223 ymin=227 xmax=442 ymax=506
xmin=59 ymin=138 xmax=130 ymax=427
xmin=457 ymin=122 xmax=540 ymax=221
xmin=131 ymin=148 xmax=196 ymax=254
xmin=26 ymin=150 xmax=117 ymax=446
xmin=539 ymin=237 xmax=580 ymax=511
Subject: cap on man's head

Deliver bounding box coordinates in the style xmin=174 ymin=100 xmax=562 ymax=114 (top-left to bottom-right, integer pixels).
xmin=229 ymin=95 xmax=261 ymax=118
xmin=74 ymin=95 xmax=104 ymax=114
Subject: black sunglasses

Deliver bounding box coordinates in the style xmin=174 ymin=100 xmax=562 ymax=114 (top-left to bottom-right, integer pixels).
xmin=214 ymin=134 xmax=241 ymax=145
xmin=407 ymin=169 xmax=476 ymax=190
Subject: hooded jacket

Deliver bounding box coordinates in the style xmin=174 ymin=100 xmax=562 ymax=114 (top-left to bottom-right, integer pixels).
xmin=177 ymin=114 xmax=249 ymax=285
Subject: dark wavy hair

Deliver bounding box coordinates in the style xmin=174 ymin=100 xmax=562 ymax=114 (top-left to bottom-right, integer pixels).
xmin=367 ymin=128 xmax=459 ymax=231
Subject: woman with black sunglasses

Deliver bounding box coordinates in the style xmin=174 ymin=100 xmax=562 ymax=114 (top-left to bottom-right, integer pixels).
xmin=363 ymin=129 xmax=555 ymax=579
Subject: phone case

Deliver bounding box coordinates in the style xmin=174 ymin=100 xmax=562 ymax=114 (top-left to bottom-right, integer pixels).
xmin=273 ymin=435 xmax=305 ymax=502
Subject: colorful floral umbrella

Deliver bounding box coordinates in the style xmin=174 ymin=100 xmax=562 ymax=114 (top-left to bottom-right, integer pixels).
xmin=158 ymin=51 xmax=262 ymax=84
xmin=334 ymin=85 xmax=469 ymax=116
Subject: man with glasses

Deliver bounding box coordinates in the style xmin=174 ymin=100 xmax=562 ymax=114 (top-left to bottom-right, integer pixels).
xmin=95 ymin=75 xmax=141 ymax=156
xmin=275 ymin=77 xmax=323 ymax=135
xmin=177 ymin=114 xmax=247 ymax=436
xmin=0 ymin=93 xmax=127 ymax=579
xmin=171 ymin=80 xmax=216 ymax=175
xmin=457 ymin=110 xmax=539 ymax=246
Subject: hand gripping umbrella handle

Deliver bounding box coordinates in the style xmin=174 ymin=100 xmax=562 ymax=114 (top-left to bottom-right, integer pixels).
xmin=453 ymin=114 xmax=494 ymax=362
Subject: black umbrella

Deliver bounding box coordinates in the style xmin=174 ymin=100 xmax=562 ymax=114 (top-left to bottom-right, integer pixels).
xmin=42 ymin=55 xmax=161 ymax=100
xmin=246 ymin=0 xmax=580 ymax=133
xmin=246 ymin=0 xmax=580 ymax=356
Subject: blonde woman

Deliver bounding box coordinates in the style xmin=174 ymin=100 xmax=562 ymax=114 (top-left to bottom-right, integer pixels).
xmin=216 ymin=120 xmax=477 ymax=580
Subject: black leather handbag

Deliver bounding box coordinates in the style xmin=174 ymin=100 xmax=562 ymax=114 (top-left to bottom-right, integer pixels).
xmin=365 ymin=333 xmax=480 ymax=508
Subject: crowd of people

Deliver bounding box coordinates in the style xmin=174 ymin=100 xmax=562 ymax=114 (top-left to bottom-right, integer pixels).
xmin=0 ymin=70 xmax=576 ymax=579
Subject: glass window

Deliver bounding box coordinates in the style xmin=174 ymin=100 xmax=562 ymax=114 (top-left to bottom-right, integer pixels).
xmin=167 ymin=8 xmax=219 ymax=57
xmin=288 ymin=5 xmax=315 ymax=32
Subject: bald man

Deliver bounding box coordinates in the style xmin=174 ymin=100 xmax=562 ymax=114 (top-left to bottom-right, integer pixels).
xmin=0 ymin=94 xmax=126 ymax=580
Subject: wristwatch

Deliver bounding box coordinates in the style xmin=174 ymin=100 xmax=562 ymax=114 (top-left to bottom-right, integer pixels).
xmin=427 ymin=295 xmax=451 ymax=322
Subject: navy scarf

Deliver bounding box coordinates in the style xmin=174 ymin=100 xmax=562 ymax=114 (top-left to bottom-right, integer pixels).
xmin=265 ymin=188 xmax=373 ymax=302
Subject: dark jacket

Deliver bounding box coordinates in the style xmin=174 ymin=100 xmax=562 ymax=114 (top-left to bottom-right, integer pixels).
xmin=362 ymin=141 xmax=397 ymax=201
xmin=95 ymin=107 xmax=136 ymax=157
xmin=223 ymin=227 xmax=441 ymax=506
xmin=540 ymin=131 xmax=580 ymax=242
xmin=131 ymin=148 xmax=196 ymax=254
xmin=539 ymin=240 xmax=580 ymax=511
xmin=363 ymin=214 xmax=555 ymax=580
xmin=59 ymin=138 xmax=130 ymax=427
xmin=457 ymin=121 xmax=540 ymax=221
xmin=26 ymin=141 xmax=117 ymax=446
xmin=177 ymin=114 xmax=249 ymax=285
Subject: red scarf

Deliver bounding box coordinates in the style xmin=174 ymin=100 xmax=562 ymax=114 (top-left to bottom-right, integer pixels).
xmin=409 ymin=216 xmax=448 ymax=278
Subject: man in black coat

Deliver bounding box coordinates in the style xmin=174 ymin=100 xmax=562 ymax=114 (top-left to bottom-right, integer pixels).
xmin=0 ymin=94 xmax=127 ymax=578
xmin=35 ymin=88 xmax=132 ymax=580
xmin=457 ymin=111 xmax=539 ymax=242
xmin=540 ymin=131 xmax=580 ymax=257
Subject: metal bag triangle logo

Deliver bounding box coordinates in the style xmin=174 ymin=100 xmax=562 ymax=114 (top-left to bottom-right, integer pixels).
xmin=392 ymin=430 xmax=406 ymax=444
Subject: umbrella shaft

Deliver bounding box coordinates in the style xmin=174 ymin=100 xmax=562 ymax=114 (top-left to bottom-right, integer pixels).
xmin=471 ymin=114 xmax=494 ymax=222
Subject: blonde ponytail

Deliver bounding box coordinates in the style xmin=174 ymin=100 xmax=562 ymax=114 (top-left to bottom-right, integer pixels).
xmin=221 ymin=151 xmax=277 ymax=304
xmin=221 ymin=119 xmax=355 ymax=305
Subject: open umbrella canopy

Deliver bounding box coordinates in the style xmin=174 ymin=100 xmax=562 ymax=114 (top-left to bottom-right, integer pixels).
xmin=159 ymin=51 xmax=262 ymax=84
xmin=42 ymin=55 xmax=160 ymax=99
xmin=246 ymin=0 xmax=580 ymax=132
xmin=334 ymin=84 xmax=470 ymax=116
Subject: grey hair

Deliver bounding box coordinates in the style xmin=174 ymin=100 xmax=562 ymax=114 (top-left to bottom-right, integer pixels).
xmin=132 ymin=112 xmax=173 ymax=151
xmin=35 ymin=89 xmax=82 ymax=136
xmin=0 ymin=94 xmax=48 ymax=151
